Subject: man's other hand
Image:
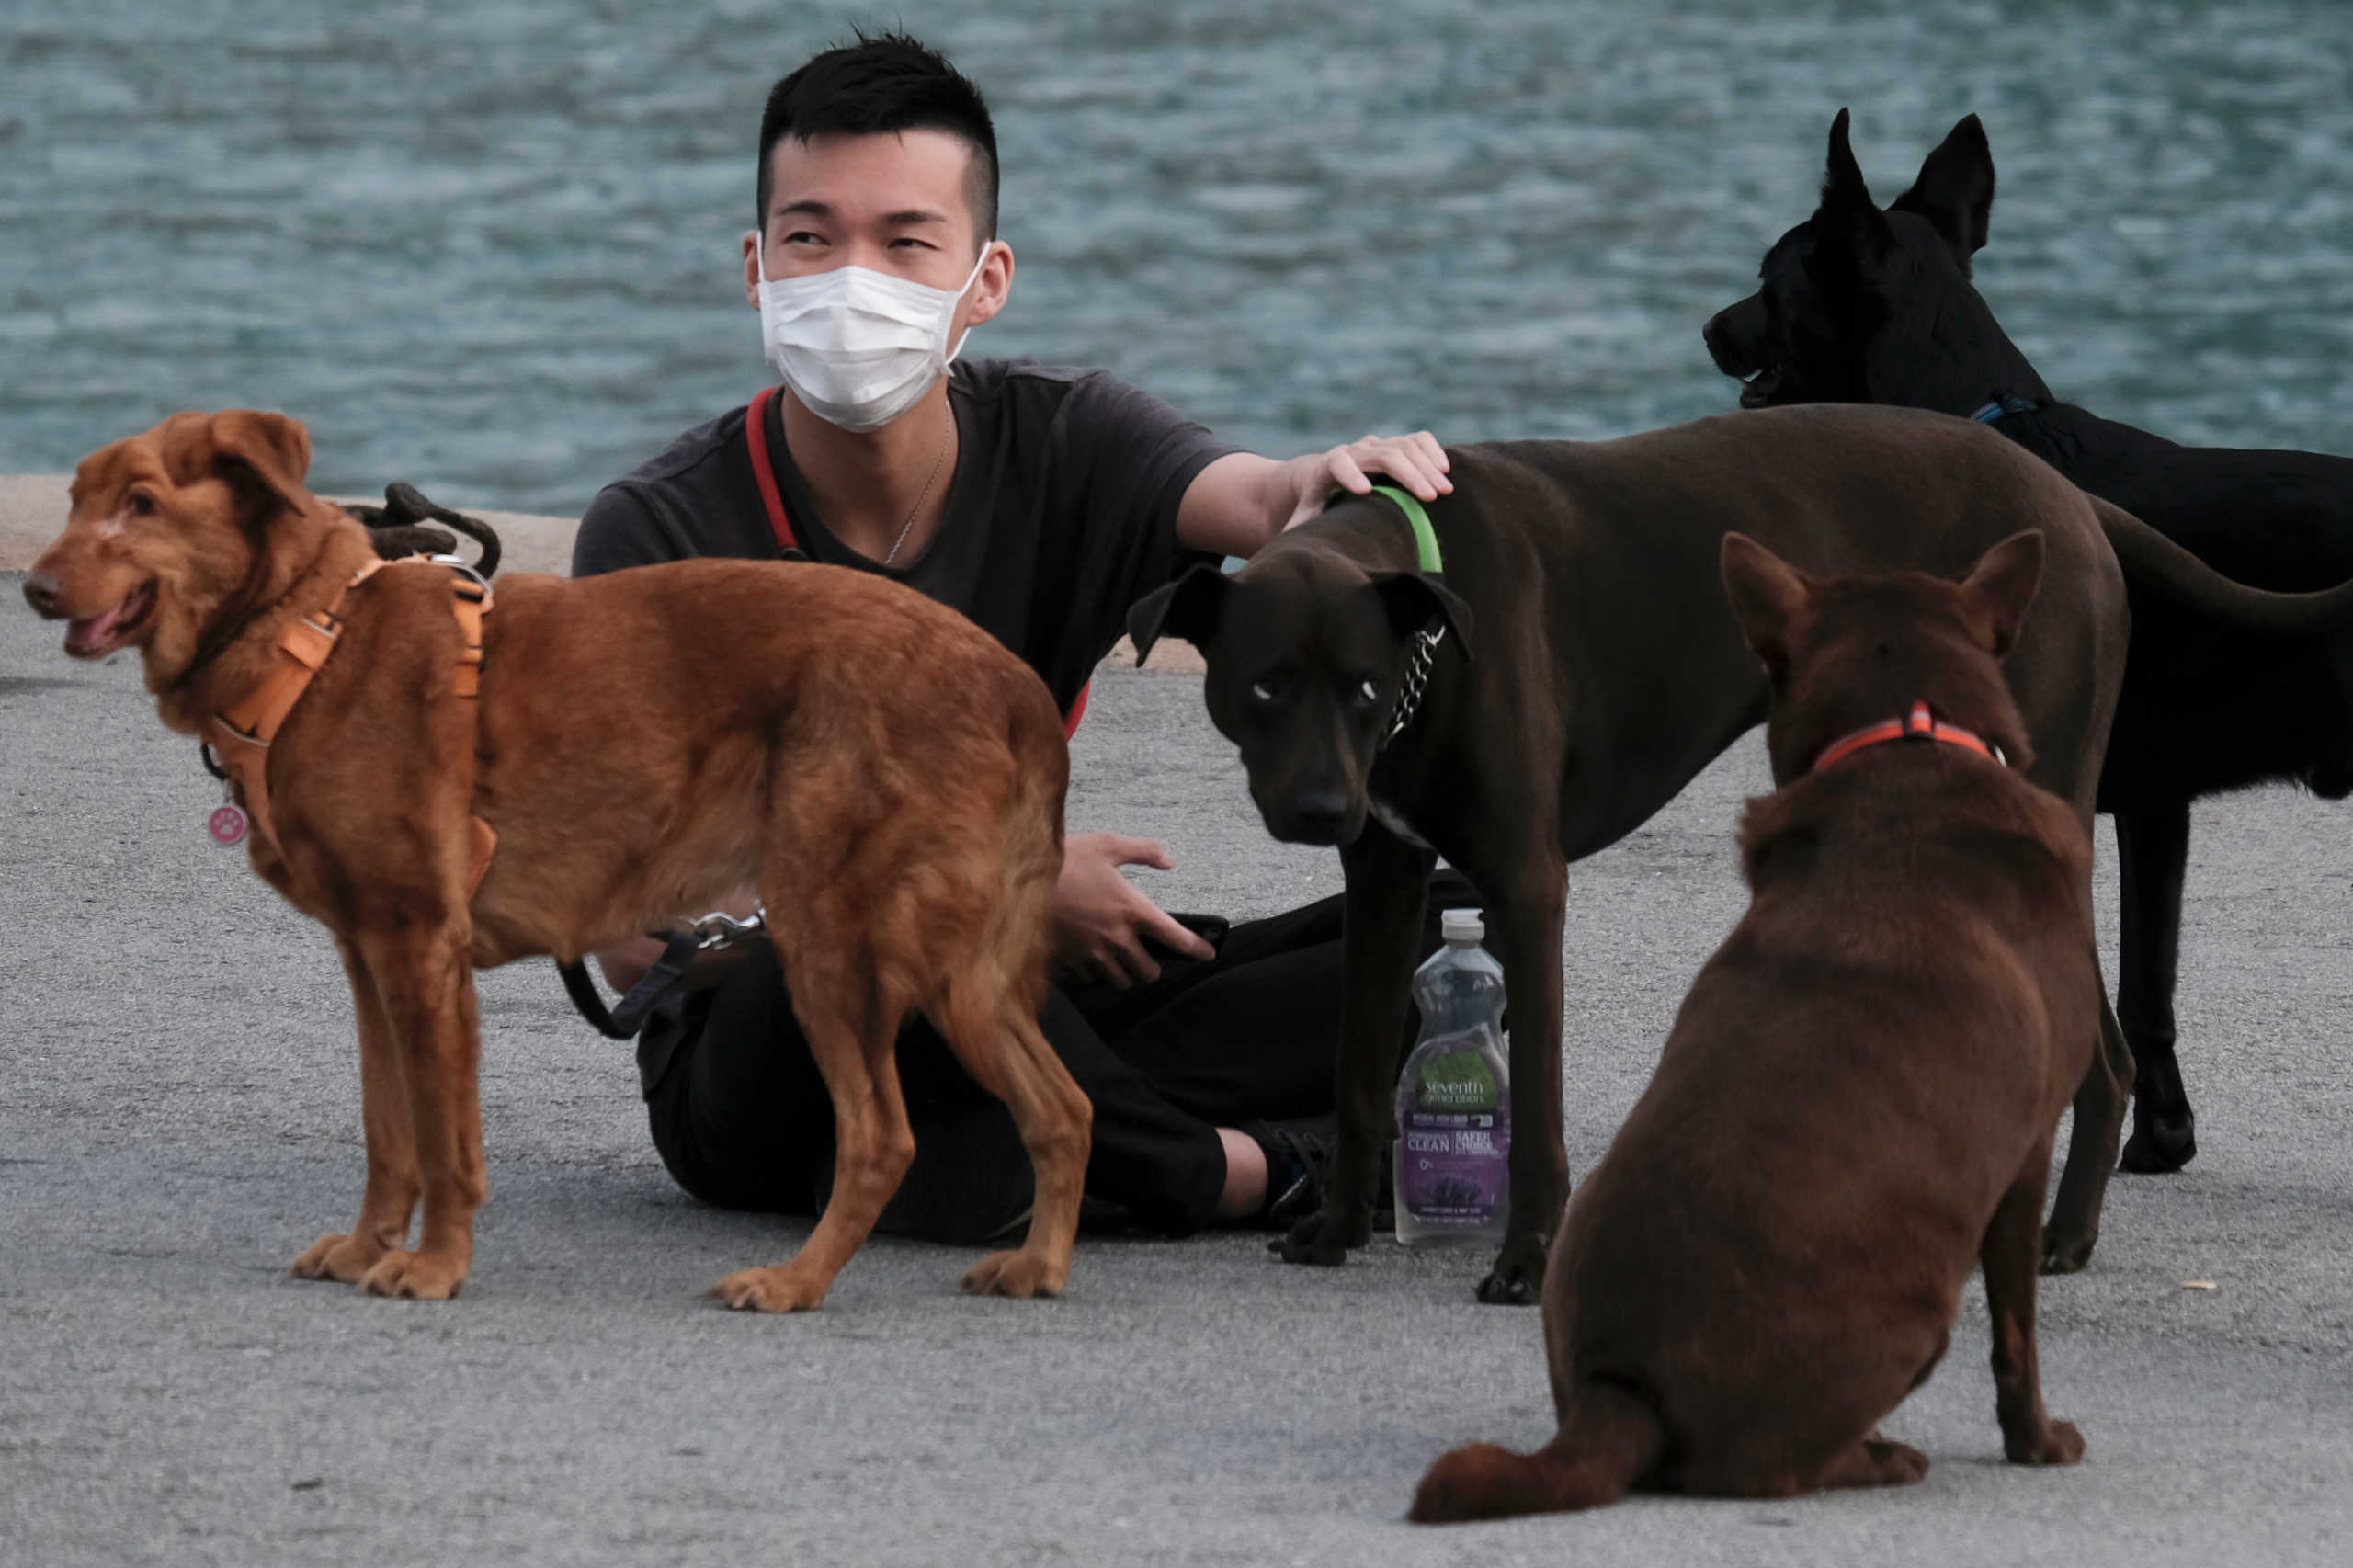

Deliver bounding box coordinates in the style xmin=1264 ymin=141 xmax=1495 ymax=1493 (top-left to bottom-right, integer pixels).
xmin=1054 ymin=832 xmax=1216 ymax=988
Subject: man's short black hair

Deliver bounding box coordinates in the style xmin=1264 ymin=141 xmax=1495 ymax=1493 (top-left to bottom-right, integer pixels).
xmin=756 ymin=31 xmax=999 ymax=246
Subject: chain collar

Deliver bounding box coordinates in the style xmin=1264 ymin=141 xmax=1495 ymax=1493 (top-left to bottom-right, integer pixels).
xmin=1381 ymin=623 xmax=1446 ymax=748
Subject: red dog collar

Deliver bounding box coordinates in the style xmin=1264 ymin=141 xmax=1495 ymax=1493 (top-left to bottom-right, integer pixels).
xmin=1809 ymin=700 xmax=2008 ymax=775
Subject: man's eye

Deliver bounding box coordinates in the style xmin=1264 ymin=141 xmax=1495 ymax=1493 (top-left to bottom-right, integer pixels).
xmin=784 ymin=231 xmax=825 ymax=245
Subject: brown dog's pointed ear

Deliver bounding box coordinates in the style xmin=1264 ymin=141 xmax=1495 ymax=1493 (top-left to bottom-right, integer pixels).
xmin=1371 ymin=572 xmax=1475 ymax=665
xmin=1721 ymin=531 xmax=1813 ymax=673
xmin=1959 ymin=529 xmax=2044 ymax=658
xmin=1127 ymin=563 xmax=1230 ymax=663
xmin=1892 ymin=113 xmax=1995 ymax=265
xmin=207 ymin=410 xmax=313 ymax=521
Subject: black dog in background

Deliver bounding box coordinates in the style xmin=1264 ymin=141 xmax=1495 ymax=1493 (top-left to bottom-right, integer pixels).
xmin=1704 ymin=109 xmax=2353 ymax=1177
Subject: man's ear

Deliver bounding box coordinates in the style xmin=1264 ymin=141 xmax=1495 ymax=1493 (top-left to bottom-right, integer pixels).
xmin=1959 ymin=529 xmax=2043 ymax=659
xmin=1370 ymin=572 xmax=1475 ymax=665
xmin=1720 ymin=531 xmax=1813 ymax=672
xmin=1891 ymin=113 xmax=1995 ymax=266
xmin=206 ymin=409 xmax=314 ymax=522
xmin=1128 ymin=563 xmax=1231 ymax=663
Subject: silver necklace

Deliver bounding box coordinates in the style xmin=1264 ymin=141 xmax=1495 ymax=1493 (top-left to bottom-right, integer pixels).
xmin=882 ymin=407 xmax=953 ymax=567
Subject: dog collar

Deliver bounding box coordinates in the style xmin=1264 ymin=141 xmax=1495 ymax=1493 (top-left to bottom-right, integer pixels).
xmin=1970 ymin=394 xmax=2040 ymax=424
xmin=1809 ymin=700 xmax=2008 ymax=775
xmin=1366 ymin=484 xmax=1444 ymax=574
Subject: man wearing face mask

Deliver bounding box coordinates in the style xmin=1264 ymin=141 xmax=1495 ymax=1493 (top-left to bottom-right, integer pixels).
xmin=574 ymin=32 xmax=1470 ymax=1246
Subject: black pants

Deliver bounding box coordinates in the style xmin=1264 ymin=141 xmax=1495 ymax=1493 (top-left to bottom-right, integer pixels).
xmin=639 ymin=869 xmax=1479 ymax=1241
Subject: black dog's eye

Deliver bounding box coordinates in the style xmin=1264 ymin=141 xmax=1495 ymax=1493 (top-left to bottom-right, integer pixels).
xmin=1353 ymin=677 xmax=1381 ymax=707
xmin=1250 ymin=677 xmax=1281 ymax=704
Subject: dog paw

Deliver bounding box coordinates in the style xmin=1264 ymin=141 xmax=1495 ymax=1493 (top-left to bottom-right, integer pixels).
xmin=2038 ymin=1230 xmax=2096 ymax=1276
xmin=1272 ymin=1208 xmax=1365 ymax=1267
xmin=356 ymin=1249 xmax=465 ymax=1300
xmin=290 ymin=1232 xmax=384 ymax=1283
xmin=2005 ymin=1418 xmax=2085 ymax=1467
xmin=1474 ymin=1235 xmax=1548 ymax=1305
xmin=1861 ymin=1437 xmax=1931 ymax=1484
xmin=707 ymin=1265 xmax=829 ymax=1313
xmin=961 ymin=1249 xmax=1065 ymax=1299
xmin=2119 ymin=1116 xmax=2197 ymax=1175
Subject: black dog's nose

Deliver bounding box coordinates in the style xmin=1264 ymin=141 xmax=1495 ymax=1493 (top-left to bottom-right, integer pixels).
xmin=22 ymin=569 xmax=62 ymax=619
xmin=1287 ymin=792 xmax=1351 ymax=843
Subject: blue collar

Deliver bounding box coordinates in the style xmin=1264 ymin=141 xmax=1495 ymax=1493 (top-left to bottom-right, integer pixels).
xmin=1970 ymin=394 xmax=2040 ymax=424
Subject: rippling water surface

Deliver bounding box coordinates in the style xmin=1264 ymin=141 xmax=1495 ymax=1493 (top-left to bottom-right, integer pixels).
xmin=6 ymin=1 xmax=2352 ymax=514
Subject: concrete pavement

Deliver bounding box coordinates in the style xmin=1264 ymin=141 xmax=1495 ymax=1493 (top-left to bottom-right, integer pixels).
xmin=3 ymin=576 xmax=2349 ymax=1566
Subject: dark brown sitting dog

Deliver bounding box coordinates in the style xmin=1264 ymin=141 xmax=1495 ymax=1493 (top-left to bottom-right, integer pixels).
xmin=23 ymin=409 xmax=1086 ymax=1311
xmin=1411 ymin=531 xmax=2093 ymax=1521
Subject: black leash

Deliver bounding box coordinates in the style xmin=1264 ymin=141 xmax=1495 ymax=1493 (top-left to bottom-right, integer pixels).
xmin=556 ymin=933 xmax=702 ymax=1040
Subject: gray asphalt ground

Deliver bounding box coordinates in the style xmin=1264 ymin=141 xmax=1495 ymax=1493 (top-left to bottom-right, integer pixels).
xmin=5 ymin=575 xmax=2351 ymax=1568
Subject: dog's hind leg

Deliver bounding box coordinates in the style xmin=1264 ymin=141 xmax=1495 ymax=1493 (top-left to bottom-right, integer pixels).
xmin=2115 ymin=804 xmax=2199 ymax=1173
xmin=2040 ymin=973 xmax=2130 ymax=1275
xmin=290 ymin=937 xmax=422 ymax=1284
xmin=1813 ymin=1430 xmax=1931 ymax=1488
xmin=347 ymin=921 xmax=487 ymax=1301
xmin=931 ymin=990 xmax=1090 ymax=1300
xmin=709 ymin=984 xmax=915 ymax=1313
xmin=1408 ymin=1377 xmax=1665 ymax=1524
xmin=1984 ymin=1138 xmax=2086 ymax=1466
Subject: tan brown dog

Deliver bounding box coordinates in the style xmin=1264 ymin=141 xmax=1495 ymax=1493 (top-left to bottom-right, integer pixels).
xmin=23 ymin=409 xmax=1086 ymax=1311
xmin=1410 ymin=530 xmax=2093 ymax=1521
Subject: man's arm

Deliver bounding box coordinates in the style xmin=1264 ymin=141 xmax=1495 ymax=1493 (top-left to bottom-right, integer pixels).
xmin=1174 ymin=433 xmax=1453 ymax=560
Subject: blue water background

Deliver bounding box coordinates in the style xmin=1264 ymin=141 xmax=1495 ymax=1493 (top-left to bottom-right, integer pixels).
xmin=5 ymin=1 xmax=2352 ymax=516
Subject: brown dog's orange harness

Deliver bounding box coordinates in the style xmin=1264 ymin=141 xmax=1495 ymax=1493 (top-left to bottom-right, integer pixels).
xmin=206 ymin=558 xmax=496 ymax=890
xmin=1810 ymin=700 xmax=2008 ymax=775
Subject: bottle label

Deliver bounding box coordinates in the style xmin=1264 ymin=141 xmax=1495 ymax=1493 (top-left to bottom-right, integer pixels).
xmin=1399 ymin=1101 xmax=1510 ymax=1230
xmin=1416 ymin=1049 xmax=1497 ymax=1113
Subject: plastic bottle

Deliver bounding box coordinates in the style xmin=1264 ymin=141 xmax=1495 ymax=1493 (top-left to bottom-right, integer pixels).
xmin=1393 ymin=908 xmax=1510 ymax=1246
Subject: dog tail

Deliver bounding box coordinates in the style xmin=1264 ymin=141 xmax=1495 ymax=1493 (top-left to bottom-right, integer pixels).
xmin=2096 ymin=496 xmax=2353 ymax=635
xmin=1408 ymin=1378 xmax=1665 ymax=1525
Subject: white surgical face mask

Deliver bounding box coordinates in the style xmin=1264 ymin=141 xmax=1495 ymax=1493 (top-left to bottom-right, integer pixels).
xmin=755 ymin=235 xmax=989 ymax=433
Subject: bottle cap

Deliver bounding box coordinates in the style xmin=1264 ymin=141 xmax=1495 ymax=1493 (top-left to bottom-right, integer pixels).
xmin=1441 ymin=908 xmax=1483 ymax=943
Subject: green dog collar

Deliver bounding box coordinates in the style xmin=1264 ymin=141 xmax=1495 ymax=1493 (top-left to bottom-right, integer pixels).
xmin=1366 ymin=483 xmax=1443 ymax=574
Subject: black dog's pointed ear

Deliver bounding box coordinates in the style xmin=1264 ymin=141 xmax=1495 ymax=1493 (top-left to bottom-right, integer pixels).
xmin=1892 ymin=113 xmax=1995 ymax=265
xmin=1371 ymin=573 xmax=1475 ymax=665
xmin=1721 ymin=531 xmax=1813 ymax=674
xmin=1127 ymin=563 xmax=1231 ymax=663
xmin=1822 ymin=108 xmax=1874 ymax=213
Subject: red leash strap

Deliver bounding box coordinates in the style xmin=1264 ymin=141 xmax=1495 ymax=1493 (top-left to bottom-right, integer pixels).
xmin=745 ymin=384 xmax=800 ymax=556
xmin=1810 ymin=700 xmax=2006 ymax=774
xmin=743 ymin=384 xmax=1087 ymax=740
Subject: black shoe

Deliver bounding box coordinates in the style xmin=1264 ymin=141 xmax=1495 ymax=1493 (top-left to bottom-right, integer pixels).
xmin=1246 ymin=1117 xmax=1335 ymax=1231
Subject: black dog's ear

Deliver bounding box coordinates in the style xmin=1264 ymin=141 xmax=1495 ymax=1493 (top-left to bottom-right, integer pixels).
xmin=1720 ymin=531 xmax=1813 ymax=674
xmin=1371 ymin=573 xmax=1475 ymax=666
xmin=1127 ymin=563 xmax=1231 ymax=663
xmin=1892 ymin=113 xmax=1995 ymax=265
xmin=1821 ymin=108 xmax=1875 ymax=215
xmin=1958 ymin=528 xmax=2043 ymax=659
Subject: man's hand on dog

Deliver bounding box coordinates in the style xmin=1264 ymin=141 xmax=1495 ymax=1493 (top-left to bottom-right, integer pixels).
xmin=1054 ymin=833 xmax=1215 ymax=988
xmin=1280 ymin=431 xmax=1453 ymax=530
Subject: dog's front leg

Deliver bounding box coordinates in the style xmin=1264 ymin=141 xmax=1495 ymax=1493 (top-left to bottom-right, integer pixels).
xmin=350 ymin=923 xmax=486 ymax=1300
xmin=290 ymin=937 xmax=421 ymax=1284
xmin=1982 ymin=1137 xmax=2086 ymax=1466
xmin=2115 ymin=804 xmax=2198 ymax=1173
xmin=2041 ymin=972 xmax=2130 ymax=1275
xmin=1279 ymin=819 xmax=1433 ymax=1267
xmin=1474 ymin=859 xmax=1569 ymax=1306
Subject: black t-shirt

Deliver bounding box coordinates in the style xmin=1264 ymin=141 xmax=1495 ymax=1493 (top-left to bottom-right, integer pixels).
xmin=571 ymin=358 xmax=1240 ymax=713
